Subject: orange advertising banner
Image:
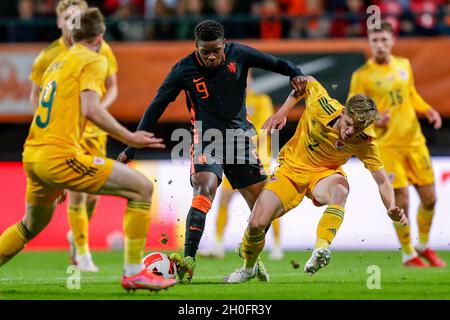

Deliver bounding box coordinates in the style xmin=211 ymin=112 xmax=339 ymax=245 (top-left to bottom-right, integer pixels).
xmin=0 ymin=38 xmax=449 ymax=122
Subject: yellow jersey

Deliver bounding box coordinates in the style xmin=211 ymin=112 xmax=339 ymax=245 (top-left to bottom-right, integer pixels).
xmin=246 ymin=89 xmax=274 ymax=166
xmin=23 ymin=44 xmax=108 ymax=162
xmin=29 ymin=37 xmax=118 ymax=139
xmin=279 ymin=80 xmax=384 ymax=172
xmin=348 ymin=56 xmax=431 ymax=148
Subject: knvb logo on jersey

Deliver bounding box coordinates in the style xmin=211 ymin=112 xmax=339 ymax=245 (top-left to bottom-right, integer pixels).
xmin=227 ymin=62 xmax=237 ymax=74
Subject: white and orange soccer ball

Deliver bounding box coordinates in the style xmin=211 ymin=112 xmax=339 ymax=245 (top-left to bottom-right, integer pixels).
xmin=142 ymin=252 xmax=177 ymax=280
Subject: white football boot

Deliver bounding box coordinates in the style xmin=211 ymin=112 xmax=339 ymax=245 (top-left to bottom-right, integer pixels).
xmin=304 ymin=247 xmax=331 ymax=276
xmin=269 ymin=245 xmax=284 ymax=261
xmin=224 ymin=264 xmax=257 ymax=283
xmin=76 ymin=253 xmax=99 ymax=272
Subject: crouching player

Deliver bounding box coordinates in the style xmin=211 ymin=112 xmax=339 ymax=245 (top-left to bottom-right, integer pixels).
xmin=225 ymin=76 xmax=408 ymax=282
xmin=0 ymin=8 xmax=175 ymax=291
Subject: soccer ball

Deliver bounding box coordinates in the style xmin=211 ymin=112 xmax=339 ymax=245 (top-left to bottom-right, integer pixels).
xmin=142 ymin=252 xmax=177 ymax=280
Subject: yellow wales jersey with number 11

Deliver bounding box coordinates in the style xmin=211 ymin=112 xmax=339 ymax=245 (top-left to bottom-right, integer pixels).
xmin=278 ymin=80 xmax=384 ymax=173
xmin=23 ymin=44 xmax=108 ymax=162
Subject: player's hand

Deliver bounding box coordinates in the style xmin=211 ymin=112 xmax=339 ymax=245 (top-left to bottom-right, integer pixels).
xmin=56 ymin=190 xmax=67 ymax=205
xmin=387 ymin=207 xmax=408 ymax=225
xmin=262 ymin=112 xmax=287 ymax=132
xmin=128 ymin=131 xmax=166 ymax=149
xmin=375 ymin=111 xmax=390 ymax=128
xmin=117 ymin=151 xmax=131 ymax=163
xmin=425 ymin=108 xmax=442 ymax=129
xmin=289 ymin=75 xmax=308 ymax=97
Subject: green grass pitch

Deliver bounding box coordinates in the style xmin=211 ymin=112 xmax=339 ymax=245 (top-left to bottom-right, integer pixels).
xmin=0 ymin=250 xmax=449 ymax=300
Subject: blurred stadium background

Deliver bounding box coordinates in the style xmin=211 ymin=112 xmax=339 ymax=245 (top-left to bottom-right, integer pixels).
xmin=0 ymin=0 xmax=449 ymax=254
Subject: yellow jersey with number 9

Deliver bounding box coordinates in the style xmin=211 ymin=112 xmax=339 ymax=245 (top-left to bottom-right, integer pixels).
xmin=23 ymin=44 xmax=108 ymax=162
xmin=348 ymin=56 xmax=431 ymax=148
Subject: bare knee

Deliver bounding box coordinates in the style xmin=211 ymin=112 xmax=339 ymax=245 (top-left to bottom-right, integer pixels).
xmin=69 ymin=191 xmax=86 ymax=205
xmin=130 ymin=175 xmax=153 ymax=202
xmin=248 ymin=205 xmax=271 ymax=232
xmin=330 ymin=184 xmax=349 ymax=206
xmin=191 ymin=174 xmax=217 ymax=200
xmin=421 ymin=194 xmax=436 ymax=210
xmin=86 ymin=194 xmax=99 ymax=204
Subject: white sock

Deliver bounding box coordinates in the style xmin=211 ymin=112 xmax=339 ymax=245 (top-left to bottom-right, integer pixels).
xmin=402 ymin=252 xmax=418 ymax=263
xmin=416 ymin=242 xmax=428 ymax=251
xmin=125 ymin=263 xmax=143 ymax=277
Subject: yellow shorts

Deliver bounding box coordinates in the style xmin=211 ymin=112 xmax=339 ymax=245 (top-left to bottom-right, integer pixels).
xmin=380 ymin=144 xmax=434 ymax=189
xmin=80 ymin=134 xmax=107 ymax=158
xmin=264 ymin=164 xmax=346 ymax=212
xmin=24 ymin=153 xmax=114 ymax=206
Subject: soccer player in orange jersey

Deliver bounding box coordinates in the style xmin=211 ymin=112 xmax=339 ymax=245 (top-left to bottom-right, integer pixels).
xmin=348 ymin=22 xmax=445 ymax=268
xmin=225 ymin=76 xmax=407 ymax=282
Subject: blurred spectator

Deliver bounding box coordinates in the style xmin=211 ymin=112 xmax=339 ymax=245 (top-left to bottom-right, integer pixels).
xmin=410 ymin=0 xmax=443 ymax=35
xmin=212 ymin=0 xmax=245 ymax=38
xmin=8 ymin=0 xmax=41 ymax=42
xmin=148 ymin=0 xmax=177 ymax=39
xmin=145 ymin=0 xmax=176 ymax=18
xmin=176 ymin=0 xmax=205 ymax=39
xmin=330 ymin=0 xmax=367 ymax=37
xmin=107 ymin=0 xmax=147 ymax=40
xmin=288 ymin=0 xmax=331 ymax=39
xmin=253 ymin=0 xmax=283 ymax=39
xmin=376 ymin=0 xmax=404 ymax=34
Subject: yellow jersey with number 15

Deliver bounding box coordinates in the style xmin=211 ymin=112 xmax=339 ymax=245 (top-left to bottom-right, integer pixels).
xmin=279 ymin=80 xmax=384 ymax=173
xmin=23 ymin=44 xmax=108 ymax=162
xmin=348 ymin=56 xmax=431 ymax=148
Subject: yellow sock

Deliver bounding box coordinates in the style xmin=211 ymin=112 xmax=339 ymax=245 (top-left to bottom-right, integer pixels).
xmin=315 ymin=205 xmax=344 ymax=249
xmin=67 ymin=204 xmax=89 ymax=255
xmin=124 ymin=201 xmax=151 ymax=266
xmin=393 ymin=221 xmax=414 ymax=255
xmin=242 ymin=227 xmax=265 ymax=269
xmin=417 ymin=206 xmax=434 ymax=248
xmin=272 ymin=218 xmax=281 ymax=246
xmin=0 ymin=222 xmax=34 ymax=266
xmin=216 ymin=202 xmax=228 ymax=244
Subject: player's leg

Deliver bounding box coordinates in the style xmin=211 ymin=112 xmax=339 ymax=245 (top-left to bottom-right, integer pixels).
xmin=269 ymin=218 xmax=284 ymax=260
xmin=415 ymin=183 xmax=446 ymax=267
xmin=224 ymin=189 xmax=285 ymax=283
xmin=305 ymin=173 xmax=348 ymax=275
xmin=0 ymin=204 xmax=56 ymax=267
xmin=214 ymin=179 xmax=233 ymax=258
xmin=97 ymin=160 xmax=176 ymax=290
xmin=67 ymin=191 xmax=99 ymax=271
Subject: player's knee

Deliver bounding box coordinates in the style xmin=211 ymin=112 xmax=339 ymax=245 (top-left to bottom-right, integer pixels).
xmin=421 ymin=195 xmax=436 ymax=210
xmin=69 ymin=191 xmax=85 ymax=205
xmin=331 ymin=183 xmax=349 ymax=205
xmin=86 ymin=194 xmax=99 ymax=204
xmin=132 ymin=176 xmax=153 ymax=202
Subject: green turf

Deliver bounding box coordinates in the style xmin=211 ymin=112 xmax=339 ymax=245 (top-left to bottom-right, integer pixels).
xmin=0 ymin=250 xmax=449 ymax=300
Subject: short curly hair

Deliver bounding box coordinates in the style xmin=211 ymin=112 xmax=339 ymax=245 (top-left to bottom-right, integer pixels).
xmin=345 ymin=94 xmax=378 ymax=128
xmin=194 ymin=20 xmax=225 ymax=42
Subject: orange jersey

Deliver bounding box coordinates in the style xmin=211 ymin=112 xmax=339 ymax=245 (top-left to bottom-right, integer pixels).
xmin=348 ymin=56 xmax=431 ymax=148
xmin=23 ymin=44 xmax=108 ymax=162
xmin=279 ymin=80 xmax=384 ymax=172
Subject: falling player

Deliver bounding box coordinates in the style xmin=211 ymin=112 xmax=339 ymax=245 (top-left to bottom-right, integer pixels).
xmin=118 ymin=20 xmax=306 ymax=283
xmin=29 ymin=0 xmax=119 ymax=272
xmin=225 ymin=76 xmax=408 ymax=282
xmin=348 ymin=22 xmax=445 ymax=267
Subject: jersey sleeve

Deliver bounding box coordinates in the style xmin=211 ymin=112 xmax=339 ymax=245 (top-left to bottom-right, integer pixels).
xmin=29 ymin=51 xmax=49 ymax=86
xmin=123 ymin=61 xmax=183 ymax=158
xmin=101 ymin=42 xmax=119 ymax=77
xmin=80 ymin=57 xmax=108 ymax=96
xmin=305 ymin=81 xmax=342 ymax=127
xmin=355 ymin=141 xmax=384 ymax=172
xmin=237 ymin=43 xmax=303 ymax=78
xmin=407 ymin=60 xmax=432 ymax=114
xmin=347 ymin=69 xmax=366 ymax=102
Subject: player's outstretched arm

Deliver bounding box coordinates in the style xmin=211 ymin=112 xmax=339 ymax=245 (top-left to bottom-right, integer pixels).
xmin=81 ymin=90 xmax=165 ymax=149
xmin=262 ymin=76 xmax=311 ymax=131
xmin=99 ymin=74 xmax=118 ymax=109
xmin=370 ymin=168 xmax=408 ymax=225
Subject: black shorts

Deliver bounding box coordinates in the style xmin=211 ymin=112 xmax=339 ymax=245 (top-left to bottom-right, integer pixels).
xmin=189 ymin=134 xmax=267 ymax=189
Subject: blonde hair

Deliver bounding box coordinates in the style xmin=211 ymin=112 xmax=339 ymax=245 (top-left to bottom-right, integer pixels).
xmin=56 ymin=0 xmax=88 ymax=16
xmin=345 ymin=94 xmax=378 ymax=128
xmin=71 ymin=8 xmax=105 ymax=43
